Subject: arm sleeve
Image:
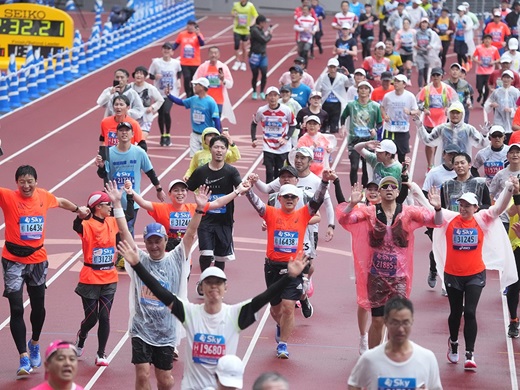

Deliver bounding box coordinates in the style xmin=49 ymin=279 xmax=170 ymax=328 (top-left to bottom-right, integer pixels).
xmin=251 ymin=121 xmax=258 ymax=141
xmin=237 ymin=275 xmax=292 ymax=330
xmin=308 ymin=181 xmax=328 ymax=215
xmin=137 ymin=140 xmax=148 ymax=152
xmin=167 ymin=94 xmax=184 ymax=106
xmin=396 ymin=182 xmax=409 ymax=204
xmin=197 ymin=35 xmax=205 ymax=46
xmin=213 ymin=117 xmax=222 ymax=131
xmin=333 ymin=178 xmax=346 ymax=204
xmin=245 ymin=189 xmax=266 ymax=216
xmin=72 ymin=217 xmax=83 ymax=235
xmin=145 ymin=169 xmax=161 ymax=186
xmin=125 ymin=194 xmax=136 ymax=221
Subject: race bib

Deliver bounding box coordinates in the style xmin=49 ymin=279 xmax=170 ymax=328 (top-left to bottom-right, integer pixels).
xmin=377 ymin=377 xmax=417 ymax=390
xmin=20 ymin=216 xmax=44 ymax=240
xmin=92 ymin=247 xmax=115 ymax=264
xmin=207 ymin=74 xmax=220 ymax=88
xmin=274 ymin=230 xmax=298 ymax=253
xmin=264 ymin=118 xmax=283 ymax=139
xmin=207 ymin=194 xmax=226 ymax=214
xmin=237 ymin=13 xmax=247 ymax=27
xmin=483 ymin=161 xmax=504 ymax=178
xmin=372 ymin=62 xmax=386 ymax=76
xmin=169 ymin=211 xmax=191 ymax=233
xmin=313 ymin=147 xmax=324 ymax=163
xmin=107 ymin=131 xmax=118 ymax=146
xmin=354 ymin=126 xmax=371 ymax=137
xmin=183 ymin=44 xmax=194 ymax=59
xmin=390 ymin=120 xmax=408 ymax=132
xmin=114 ymin=171 xmax=135 ymax=189
xmin=481 ymin=56 xmax=492 ymax=67
xmin=140 ymin=280 xmax=168 ymax=308
xmin=159 ymin=71 xmax=173 ymax=90
xmin=326 ymin=92 xmax=339 ymax=103
xmin=192 ymin=333 xmax=226 ymax=364
xmin=370 ymin=252 xmax=397 ymax=277
xmin=193 ymin=109 xmax=206 ymax=124
xmin=452 ymin=228 xmax=478 ymax=250
xmin=429 ymin=94 xmax=444 ymax=109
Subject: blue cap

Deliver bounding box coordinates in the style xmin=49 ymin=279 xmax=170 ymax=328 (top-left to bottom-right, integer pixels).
xmin=143 ymin=223 xmax=167 ymax=240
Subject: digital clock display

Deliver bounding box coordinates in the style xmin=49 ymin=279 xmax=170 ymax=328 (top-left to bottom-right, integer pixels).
xmin=0 ymin=18 xmax=64 ymax=37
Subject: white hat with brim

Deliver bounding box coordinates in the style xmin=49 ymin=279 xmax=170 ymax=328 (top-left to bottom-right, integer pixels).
xmin=502 ymin=70 xmax=514 ymax=79
xmin=279 ymin=184 xmax=300 ymax=197
xmin=357 ymin=81 xmax=373 ymax=91
xmin=216 ymin=355 xmax=244 ymax=389
xmin=191 ymin=77 xmax=210 ymax=88
xmin=168 ymin=179 xmax=188 ymax=192
xmin=457 ymin=192 xmax=479 ymax=206
xmin=200 ymin=266 xmax=227 ymax=283
xmin=265 ymin=86 xmax=280 ymax=95
xmin=394 ymin=74 xmax=408 ymax=83
xmin=375 ymin=139 xmax=397 ymax=154
xmin=305 ymin=115 xmax=321 ymax=124
xmin=295 ymin=146 xmax=313 ymax=158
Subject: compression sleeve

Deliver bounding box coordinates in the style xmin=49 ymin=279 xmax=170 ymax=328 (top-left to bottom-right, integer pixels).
xmin=145 ymin=169 xmax=160 ymax=186
xmin=167 ymin=94 xmax=184 ymax=106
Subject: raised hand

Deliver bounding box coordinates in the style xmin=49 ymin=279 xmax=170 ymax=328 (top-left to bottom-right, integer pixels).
xmin=248 ymin=173 xmax=259 ymax=184
xmin=288 ymin=251 xmax=310 ymax=277
xmin=322 ymin=169 xmax=337 ymax=182
xmin=428 ymin=187 xmax=442 ymax=210
xmin=349 ymin=182 xmax=364 ymax=205
xmin=195 ymin=184 xmax=211 ymax=207
xmin=117 ymin=240 xmax=138 ymax=266
xmin=105 ymin=180 xmax=122 ymax=203
xmin=123 ymin=179 xmax=133 ymax=195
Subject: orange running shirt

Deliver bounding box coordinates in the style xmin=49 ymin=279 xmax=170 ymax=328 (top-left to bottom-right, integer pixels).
xmin=444 ymin=215 xmax=485 ymax=276
xmin=148 ymin=202 xmax=198 ymax=239
xmin=100 ymin=116 xmax=143 ymax=147
xmin=175 ymin=31 xmax=204 ymax=66
xmin=204 ymin=64 xmax=225 ymax=105
xmin=473 ymin=44 xmax=500 ymax=75
xmin=0 ymin=188 xmax=59 ymax=264
xmin=263 ymin=205 xmax=312 ymax=262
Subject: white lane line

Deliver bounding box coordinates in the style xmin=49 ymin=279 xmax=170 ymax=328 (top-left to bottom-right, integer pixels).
xmin=502 ymin=295 xmax=519 ymax=389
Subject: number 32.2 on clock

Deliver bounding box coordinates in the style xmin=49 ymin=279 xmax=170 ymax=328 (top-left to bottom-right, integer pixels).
xmin=0 ymin=18 xmax=64 ymax=37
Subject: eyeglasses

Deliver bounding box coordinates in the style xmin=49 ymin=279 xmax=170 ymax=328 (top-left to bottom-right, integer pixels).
xmin=99 ymin=202 xmax=112 ymax=206
xmin=380 ymin=184 xmax=398 ymax=190
xmin=117 ymin=122 xmax=132 ymax=131
xmin=387 ymin=320 xmax=413 ymax=328
xmin=282 ymin=194 xmax=298 ymax=199
xmin=490 ymin=133 xmax=504 ymax=138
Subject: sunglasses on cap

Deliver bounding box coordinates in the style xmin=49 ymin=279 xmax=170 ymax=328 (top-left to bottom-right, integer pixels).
xmin=380 ymin=184 xmax=398 ymax=190
xmin=117 ymin=122 xmax=132 ymax=131
xmin=282 ymin=194 xmax=298 ymax=199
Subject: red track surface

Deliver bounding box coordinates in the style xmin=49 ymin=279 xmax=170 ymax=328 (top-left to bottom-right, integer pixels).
xmin=0 ymin=12 xmax=518 ymax=390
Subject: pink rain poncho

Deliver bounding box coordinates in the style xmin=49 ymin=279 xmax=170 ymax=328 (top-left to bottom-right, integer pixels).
xmin=337 ymin=202 xmax=438 ymax=310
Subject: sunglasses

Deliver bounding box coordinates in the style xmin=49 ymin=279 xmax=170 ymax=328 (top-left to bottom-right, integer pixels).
xmin=117 ymin=122 xmax=132 ymax=131
xmin=99 ymin=202 xmax=112 ymax=206
xmin=380 ymin=184 xmax=398 ymax=190
xmin=282 ymin=194 xmax=298 ymax=199
xmin=490 ymin=133 xmax=504 ymax=138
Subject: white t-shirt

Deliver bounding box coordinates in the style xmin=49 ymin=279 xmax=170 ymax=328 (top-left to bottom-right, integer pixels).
xmin=148 ymin=57 xmax=182 ymax=97
xmin=473 ymin=145 xmax=510 ymax=187
xmin=422 ymin=164 xmax=456 ymax=192
xmin=348 ymin=341 xmax=443 ymax=390
xmin=381 ymin=90 xmax=418 ymax=133
xmin=501 ymin=51 xmax=520 ymax=73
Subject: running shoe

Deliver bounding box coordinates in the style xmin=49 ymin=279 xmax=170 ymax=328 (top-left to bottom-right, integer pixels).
xmin=160 ymin=136 xmax=166 ymax=146
xmin=95 ymin=353 xmax=109 ymax=367
xmin=276 ymin=343 xmax=289 ymax=359
xmin=27 ymin=341 xmax=41 ymax=368
xmin=17 ymin=356 xmax=32 ymax=376
xmin=196 ymin=281 xmax=203 ymax=297
xmin=164 ymin=135 xmax=171 ymax=146
xmin=232 ymin=61 xmax=241 ymax=71
xmin=447 ymin=338 xmax=459 ymax=364
xmin=275 ymin=324 xmax=281 ymax=343
xmin=427 ymin=271 xmax=437 ymax=288
xmin=359 ymin=334 xmax=368 ymax=355
xmin=75 ymin=335 xmax=86 ymax=357
xmin=252 ymin=92 xmax=258 ymax=100
xmin=300 ymin=298 xmax=313 ymax=319
xmin=240 ymin=62 xmax=246 ymax=71
xmin=508 ymin=320 xmax=519 ymax=338
xmin=464 ymin=351 xmax=477 ymax=371
xmin=260 ymin=92 xmax=266 ymax=100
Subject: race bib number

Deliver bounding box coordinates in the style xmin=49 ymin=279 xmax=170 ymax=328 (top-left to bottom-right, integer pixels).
xmin=140 ymin=280 xmax=168 ymax=308
xmin=274 ymin=230 xmax=298 ymax=253
xmin=429 ymin=94 xmax=444 ymax=109
xmin=300 ymin=31 xmax=312 ymax=42
xmin=354 ymin=126 xmax=371 ymax=137
xmin=452 ymin=228 xmax=478 ymax=250
xmin=377 ymin=377 xmax=416 ymax=390
xmin=193 ymin=109 xmax=206 ymax=124
xmin=390 ymin=120 xmax=408 ymax=132
xmin=169 ymin=211 xmax=191 ymax=233
xmin=159 ymin=71 xmax=173 ymax=90
xmin=326 ymin=92 xmax=339 ymax=103
xmin=192 ymin=333 xmax=226 ymax=364
xmin=207 ymin=194 xmax=226 ymax=214
xmin=107 ymin=131 xmax=118 ymax=146
xmin=372 ymin=62 xmax=386 ymax=76
xmin=237 ymin=13 xmax=248 ymax=27
xmin=20 ymin=216 xmax=44 ymax=240
xmin=207 ymin=74 xmax=220 ymax=88
xmin=483 ymin=161 xmax=504 ymax=178
xmin=264 ymin=118 xmax=283 ymax=138
xmin=92 ymin=247 xmax=115 ymax=264
xmin=370 ymin=252 xmax=397 ymax=277
xmin=183 ymin=44 xmax=194 ymax=59
xmin=313 ymin=147 xmax=324 ymax=163
xmin=114 ymin=171 xmax=135 ymax=189
xmin=481 ymin=56 xmax=492 ymax=67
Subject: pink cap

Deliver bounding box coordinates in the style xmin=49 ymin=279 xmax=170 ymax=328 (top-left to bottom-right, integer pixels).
xmin=87 ymin=191 xmax=110 ymax=208
xmin=45 ymin=340 xmax=77 ymax=361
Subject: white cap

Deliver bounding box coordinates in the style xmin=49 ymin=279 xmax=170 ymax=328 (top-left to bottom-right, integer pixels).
xmin=414 ymin=0 xmax=422 ymax=4
xmin=309 ymin=90 xmax=322 ymax=98
xmin=462 ymin=1 xmax=469 ymax=7
xmin=200 ymin=266 xmax=227 ymax=282
xmin=279 ymin=184 xmax=300 ymax=197
xmin=376 ymin=139 xmax=397 ymax=154
xmin=168 ymin=179 xmax=188 ymax=192
xmin=501 ymin=56 xmax=512 ymax=63
xmin=295 ymin=146 xmax=313 ymax=158
xmin=265 ymin=86 xmax=280 ymax=95
xmin=489 ymin=125 xmax=506 ymax=135
xmin=420 ymin=16 xmax=429 ymax=23
xmin=394 ymin=74 xmax=408 ymax=83
xmin=457 ymin=192 xmax=479 ymax=206
xmin=357 ymin=81 xmax=373 ymax=91
xmin=510 ymin=38 xmax=519 ymax=50
xmin=327 ymin=58 xmax=340 ymax=67
xmin=449 ymin=101 xmax=464 ymax=113
xmin=502 ymin=70 xmax=514 ymax=79
xmin=216 ymin=355 xmax=244 ymax=389
xmin=375 ymin=41 xmax=386 ymax=49
xmin=304 ymin=115 xmax=321 ymax=124
xmin=354 ymin=68 xmax=367 ymax=76
xmin=191 ymin=77 xmax=210 ymax=88
xmin=457 ymin=5 xmax=466 ymax=11
xmin=494 ymin=10 xmax=502 ymax=17
xmin=341 ymin=22 xmax=352 ymax=29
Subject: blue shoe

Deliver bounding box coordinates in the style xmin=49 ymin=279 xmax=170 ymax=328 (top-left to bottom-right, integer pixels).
xmin=260 ymin=92 xmax=266 ymax=100
xmin=17 ymin=356 xmax=32 ymax=376
xmin=275 ymin=324 xmax=280 ymax=343
xmin=252 ymin=92 xmax=258 ymax=100
xmin=27 ymin=341 xmax=41 ymax=368
xmin=276 ymin=343 xmax=289 ymax=359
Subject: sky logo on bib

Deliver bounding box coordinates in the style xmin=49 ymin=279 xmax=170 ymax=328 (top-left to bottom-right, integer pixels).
xmin=378 ymin=377 xmax=416 ymax=390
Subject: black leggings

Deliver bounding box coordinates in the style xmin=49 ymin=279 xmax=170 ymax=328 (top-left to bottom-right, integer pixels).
xmin=157 ymin=99 xmax=173 ymax=136
xmin=7 ymin=284 xmax=46 ymax=354
xmin=348 ymin=148 xmax=368 ymax=186
xmin=476 ymin=74 xmax=491 ymax=103
xmin=418 ymin=66 xmax=429 ymax=89
xmin=251 ymin=66 xmax=267 ymax=93
xmin=507 ymin=247 xmax=520 ymax=319
xmin=182 ymin=65 xmax=198 ymax=98
xmin=440 ymin=40 xmax=450 ymax=68
xmin=446 ymin=284 xmax=484 ymax=352
xmin=77 ymin=294 xmax=114 ymax=356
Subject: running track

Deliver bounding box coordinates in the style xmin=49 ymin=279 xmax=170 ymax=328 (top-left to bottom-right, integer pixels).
xmin=0 ymin=12 xmax=518 ymax=389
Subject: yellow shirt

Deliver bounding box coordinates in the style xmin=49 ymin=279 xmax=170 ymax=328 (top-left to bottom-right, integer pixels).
xmin=231 ymin=1 xmax=258 ymax=35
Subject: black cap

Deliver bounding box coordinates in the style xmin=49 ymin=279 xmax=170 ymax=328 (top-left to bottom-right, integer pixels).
xmin=279 ymin=165 xmax=298 ymax=178
xmin=132 ymin=66 xmax=148 ymax=78
xmin=187 ymin=19 xmax=197 ymax=25
xmin=256 ymin=14 xmax=267 ymax=24
xmin=381 ymin=71 xmax=393 ymax=81
xmin=280 ymin=85 xmax=291 ymax=93
xmin=431 ymin=67 xmax=444 ymax=76
xmin=294 ymin=56 xmax=306 ymax=64
xmin=117 ymin=121 xmax=133 ymax=131
xmin=443 ymin=143 xmax=461 ymax=153
xmin=162 ymin=42 xmax=173 ymax=49
xmin=289 ymin=65 xmax=303 ymax=74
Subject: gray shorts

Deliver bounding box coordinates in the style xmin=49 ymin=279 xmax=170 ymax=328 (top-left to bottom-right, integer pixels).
xmin=75 ymin=282 xmax=117 ymax=300
xmin=444 ymin=270 xmax=486 ymax=291
xmin=2 ymin=258 xmax=48 ymax=296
